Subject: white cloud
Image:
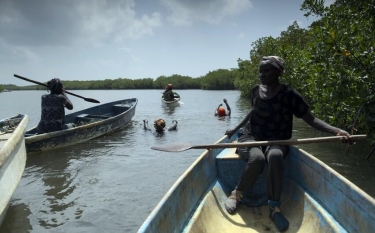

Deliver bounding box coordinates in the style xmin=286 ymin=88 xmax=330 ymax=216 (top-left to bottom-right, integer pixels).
xmin=118 ymin=47 xmax=140 ymax=62
xmin=119 ymin=47 xmax=132 ymax=53
xmin=11 ymin=47 xmax=40 ymax=63
xmin=83 ymin=59 xmax=123 ymax=70
xmin=0 ymin=0 xmax=163 ymax=47
xmin=130 ymin=54 xmax=140 ymax=62
xmin=0 ymin=38 xmax=39 ymax=64
xmin=161 ymin=0 xmax=252 ymax=25
xmin=238 ymin=33 xmax=245 ymax=39
xmin=76 ymin=1 xmax=162 ymax=44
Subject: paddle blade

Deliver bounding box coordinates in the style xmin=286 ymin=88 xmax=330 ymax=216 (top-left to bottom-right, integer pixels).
xmin=151 ymin=143 xmax=192 ymax=152
xmin=84 ymin=98 xmax=100 ymax=103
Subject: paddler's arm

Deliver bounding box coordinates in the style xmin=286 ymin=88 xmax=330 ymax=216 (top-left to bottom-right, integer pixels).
xmin=214 ymin=103 xmax=222 ymax=116
xmin=301 ymin=111 xmax=352 ymax=142
xmin=224 ymin=99 xmax=231 ymax=116
xmin=62 ymin=89 xmax=73 ymax=110
xmin=225 ymin=108 xmax=252 ymax=138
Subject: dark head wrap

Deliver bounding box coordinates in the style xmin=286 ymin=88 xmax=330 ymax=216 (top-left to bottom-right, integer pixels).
xmin=260 ymin=56 xmax=286 ymax=75
xmin=47 ymin=78 xmax=63 ymax=93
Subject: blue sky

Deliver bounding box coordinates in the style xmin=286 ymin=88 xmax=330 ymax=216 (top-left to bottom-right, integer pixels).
xmin=0 ymin=0 xmax=326 ymax=86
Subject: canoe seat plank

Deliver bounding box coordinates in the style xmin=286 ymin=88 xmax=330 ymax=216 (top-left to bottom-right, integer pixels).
xmin=76 ymin=114 xmax=110 ymax=122
xmin=113 ymin=104 xmax=131 ymax=115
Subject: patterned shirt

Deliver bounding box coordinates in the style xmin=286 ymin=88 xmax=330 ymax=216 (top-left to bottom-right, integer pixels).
xmin=244 ymin=83 xmax=309 ymax=141
xmin=163 ymin=90 xmax=174 ymax=101
xmin=36 ymin=94 xmax=68 ymax=134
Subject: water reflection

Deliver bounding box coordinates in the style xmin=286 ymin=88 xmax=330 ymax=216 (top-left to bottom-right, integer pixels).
xmin=3 ymin=123 xmax=136 ymax=231
xmin=1 ymin=90 xmax=374 ymax=233
xmin=23 ymin=145 xmax=94 ymax=228
xmin=161 ymin=104 xmax=180 ymax=116
xmin=0 ymin=203 xmax=32 ymax=233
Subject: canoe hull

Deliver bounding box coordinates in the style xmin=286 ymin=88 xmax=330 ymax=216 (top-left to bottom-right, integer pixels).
xmin=138 ymin=133 xmax=375 ymax=233
xmin=0 ymin=114 xmax=29 ymax=226
xmin=161 ymin=98 xmax=180 ymax=107
xmin=161 ymin=92 xmax=180 ymax=107
xmin=25 ymin=98 xmax=137 ymax=154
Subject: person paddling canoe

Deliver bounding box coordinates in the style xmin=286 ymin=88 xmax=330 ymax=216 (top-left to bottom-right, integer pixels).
xmin=162 ymin=84 xmax=175 ymax=101
xmin=224 ymin=56 xmax=352 ymax=232
xmin=36 ymin=78 xmax=74 ymax=134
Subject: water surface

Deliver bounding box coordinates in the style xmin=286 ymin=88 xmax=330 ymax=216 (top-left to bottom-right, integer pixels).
xmin=0 ymin=90 xmax=374 ymax=233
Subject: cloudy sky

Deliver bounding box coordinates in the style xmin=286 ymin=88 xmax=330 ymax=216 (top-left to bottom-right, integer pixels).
xmin=1 ymin=0 xmax=321 ymax=86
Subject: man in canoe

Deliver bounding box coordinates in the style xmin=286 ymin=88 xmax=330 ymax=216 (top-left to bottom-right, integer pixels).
xmin=143 ymin=118 xmax=178 ymax=133
xmin=224 ymin=56 xmax=352 ymax=232
xmin=162 ymin=84 xmax=174 ymax=101
xmin=214 ymin=98 xmax=231 ymax=117
xmin=36 ymin=78 xmax=74 ymax=134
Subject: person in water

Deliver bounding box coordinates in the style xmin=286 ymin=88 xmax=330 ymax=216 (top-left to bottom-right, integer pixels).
xmin=223 ymin=56 xmax=352 ymax=232
xmin=215 ymin=98 xmax=231 ymax=117
xmin=36 ymin=78 xmax=74 ymax=134
xmin=143 ymin=118 xmax=178 ymax=133
xmin=162 ymin=84 xmax=174 ymax=101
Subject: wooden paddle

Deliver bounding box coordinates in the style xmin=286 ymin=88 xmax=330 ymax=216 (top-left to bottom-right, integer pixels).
xmin=151 ymin=135 xmax=367 ymax=152
xmin=14 ymin=74 xmax=100 ymax=103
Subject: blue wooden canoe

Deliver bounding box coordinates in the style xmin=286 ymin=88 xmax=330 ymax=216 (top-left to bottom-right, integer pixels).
xmin=138 ymin=132 xmax=375 ymax=232
xmin=0 ymin=114 xmax=29 ymax=226
xmin=25 ymin=98 xmax=137 ymax=154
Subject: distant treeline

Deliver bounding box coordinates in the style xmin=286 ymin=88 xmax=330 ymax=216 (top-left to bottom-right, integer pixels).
xmin=2 ymin=69 xmax=237 ymax=91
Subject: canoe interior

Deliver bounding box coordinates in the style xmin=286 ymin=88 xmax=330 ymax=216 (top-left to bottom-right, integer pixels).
xmin=0 ymin=114 xmax=24 ymax=134
xmin=138 ymin=133 xmax=375 ymax=233
xmin=173 ymin=92 xmax=180 ymax=99
xmin=23 ymin=98 xmax=137 ymax=154
xmin=25 ymin=98 xmax=137 ymax=135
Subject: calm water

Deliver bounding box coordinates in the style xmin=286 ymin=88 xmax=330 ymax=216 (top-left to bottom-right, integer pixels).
xmin=0 ymin=90 xmax=374 ymax=233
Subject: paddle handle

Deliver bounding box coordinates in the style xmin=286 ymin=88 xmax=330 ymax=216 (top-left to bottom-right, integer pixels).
xmin=15 ymin=74 xmax=79 ymax=98
xmin=14 ymin=74 xmax=47 ymax=87
xmin=14 ymin=74 xmax=100 ymax=103
xmin=191 ymin=135 xmax=367 ymax=149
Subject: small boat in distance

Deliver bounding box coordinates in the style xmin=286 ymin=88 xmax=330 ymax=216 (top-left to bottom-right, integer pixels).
xmin=25 ymin=98 xmax=137 ymax=154
xmin=138 ymin=132 xmax=375 ymax=233
xmin=161 ymin=92 xmax=181 ymax=107
xmin=0 ymin=114 xmax=29 ymax=226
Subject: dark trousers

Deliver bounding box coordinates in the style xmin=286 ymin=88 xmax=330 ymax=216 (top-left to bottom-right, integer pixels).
xmin=236 ymin=144 xmax=288 ymax=201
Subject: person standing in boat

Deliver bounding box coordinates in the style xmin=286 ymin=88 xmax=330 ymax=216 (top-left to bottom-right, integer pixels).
xmin=215 ymin=98 xmax=231 ymax=117
xmin=143 ymin=118 xmax=178 ymax=133
xmin=224 ymin=56 xmax=352 ymax=232
xmin=162 ymin=84 xmax=174 ymax=101
xmin=36 ymin=78 xmax=74 ymax=134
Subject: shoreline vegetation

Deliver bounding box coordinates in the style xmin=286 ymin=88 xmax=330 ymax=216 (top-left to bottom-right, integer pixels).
xmin=1 ymin=1 xmax=374 ymax=150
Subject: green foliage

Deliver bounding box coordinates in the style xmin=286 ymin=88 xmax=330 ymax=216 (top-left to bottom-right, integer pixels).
xmin=234 ymin=59 xmax=257 ymax=97
xmin=235 ymin=0 xmax=375 ymax=143
xmin=200 ymin=69 xmax=236 ymax=90
xmin=301 ymin=0 xmax=375 ymax=142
